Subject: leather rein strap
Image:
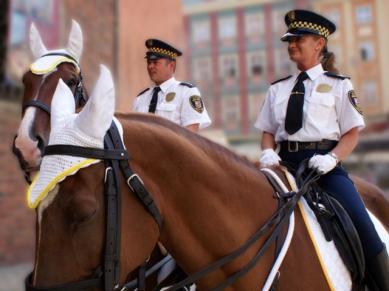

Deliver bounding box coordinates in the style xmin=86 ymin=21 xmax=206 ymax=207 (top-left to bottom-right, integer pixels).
xmin=27 ymin=119 xmax=315 ymax=290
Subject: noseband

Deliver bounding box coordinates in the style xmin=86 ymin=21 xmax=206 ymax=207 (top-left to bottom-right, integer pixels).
xmin=22 ymin=52 xmax=87 ymax=115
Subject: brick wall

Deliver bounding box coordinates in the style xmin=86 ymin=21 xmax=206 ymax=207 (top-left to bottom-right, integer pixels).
xmin=0 ymin=99 xmax=35 ymax=265
xmin=62 ymin=0 xmax=115 ymax=93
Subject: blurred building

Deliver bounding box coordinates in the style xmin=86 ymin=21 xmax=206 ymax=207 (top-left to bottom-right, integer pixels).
xmin=182 ymin=0 xmax=389 ymax=144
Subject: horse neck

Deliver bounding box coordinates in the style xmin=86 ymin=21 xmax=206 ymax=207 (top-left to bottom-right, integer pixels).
xmin=120 ymin=115 xmax=278 ymax=287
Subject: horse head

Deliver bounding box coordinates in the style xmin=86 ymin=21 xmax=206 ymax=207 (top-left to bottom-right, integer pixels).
xmin=13 ymin=20 xmax=86 ymax=183
xmin=27 ymin=66 xmax=159 ymax=289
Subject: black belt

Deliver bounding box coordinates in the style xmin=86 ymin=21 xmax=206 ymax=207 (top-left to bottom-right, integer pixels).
xmin=280 ymin=139 xmax=337 ymax=152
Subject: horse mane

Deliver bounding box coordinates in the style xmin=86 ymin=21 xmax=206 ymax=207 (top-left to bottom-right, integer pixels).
xmin=115 ymin=112 xmax=259 ymax=172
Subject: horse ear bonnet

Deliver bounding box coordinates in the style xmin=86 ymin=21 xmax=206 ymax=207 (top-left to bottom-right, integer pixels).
xmin=27 ymin=67 xmax=122 ymax=209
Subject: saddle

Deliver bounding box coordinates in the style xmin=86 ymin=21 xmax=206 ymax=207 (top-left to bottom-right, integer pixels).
xmin=292 ymin=166 xmax=366 ymax=290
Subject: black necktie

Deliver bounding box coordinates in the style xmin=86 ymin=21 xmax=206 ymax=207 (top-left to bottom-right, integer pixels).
xmin=285 ymin=72 xmax=309 ymax=134
xmin=148 ymin=86 xmax=161 ymax=113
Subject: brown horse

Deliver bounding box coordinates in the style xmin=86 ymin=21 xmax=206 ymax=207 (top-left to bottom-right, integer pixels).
xmin=29 ymin=109 xmax=333 ymax=290
xmin=13 ymin=22 xmax=388 ymax=290
xmin=13 ymin=21 xmax=388 ymax=231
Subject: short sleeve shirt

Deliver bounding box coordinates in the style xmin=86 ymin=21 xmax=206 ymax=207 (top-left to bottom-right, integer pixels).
xmin=134 ymin=77 xmax=211 ymax=129
xmin=254 ymin=63 xmax=365 ymax=142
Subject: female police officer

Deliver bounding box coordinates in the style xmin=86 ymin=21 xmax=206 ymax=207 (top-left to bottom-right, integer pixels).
xmin=255 ymin=9 xmax=388 ymax=290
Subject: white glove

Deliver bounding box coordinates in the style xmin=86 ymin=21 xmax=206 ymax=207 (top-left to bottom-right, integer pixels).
xmin=259 ymin=148 xmax=281 ymax=167
xmin=308 ymin=153 xmax=338 ymax=174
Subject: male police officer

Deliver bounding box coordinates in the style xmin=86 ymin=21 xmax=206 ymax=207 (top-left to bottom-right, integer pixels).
xmin=134 ymin=39 xmax=211 ymax=132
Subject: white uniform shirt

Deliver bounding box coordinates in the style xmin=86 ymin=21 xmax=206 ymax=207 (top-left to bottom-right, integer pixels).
xmin=134 ymin=77 xmax=211 ymax=129
xmin=255 ymin=63 xmax=365 ymax=142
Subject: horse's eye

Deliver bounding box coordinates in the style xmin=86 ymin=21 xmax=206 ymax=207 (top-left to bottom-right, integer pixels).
xmin=66 ymin=78 xmax=77 ymax=88
xmin=66 ymin=196 xmax=98 ymax=227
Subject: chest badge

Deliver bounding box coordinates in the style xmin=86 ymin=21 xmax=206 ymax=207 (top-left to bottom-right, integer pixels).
xmin=316 ymin=83 xmax=332 ymax=93
xmin=189 ymin=95 xmax=204 ymax=113
xmin=165 ymin=92 xmax=176 ymax=102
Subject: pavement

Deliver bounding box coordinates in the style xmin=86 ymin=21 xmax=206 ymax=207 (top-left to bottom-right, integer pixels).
xmin=0 ymin=263 xmax=32 ymax=291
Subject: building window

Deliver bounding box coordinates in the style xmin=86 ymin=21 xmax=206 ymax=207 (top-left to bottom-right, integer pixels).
xmin=362 ymin=81 xmax=377 ymax=104
xmin=247 ymin=51 xmax=266 ymax=84
xmin=245 ymin=10 xmax=264 ymax=43
xmin=219 ymin=54 xmax=239 ymax=88
xmin=356 ymin=4 xmax=372 ymax=24
xmin=220 ymin=55 xmax=238 ymax=79
xmin=221 ymin=95 xmax=240 ymax=133
xmin=218 ymin=15 xmax=237 ymax=46
xmin=191 ymin=18 xmax=210 ymax=47
xmin=359 ymin=42 xmax=375 ymax=61
xmin=192 ymin=57 xmax=212 ymax=91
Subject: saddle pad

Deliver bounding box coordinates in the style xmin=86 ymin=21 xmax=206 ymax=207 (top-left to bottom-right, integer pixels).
xmin=299 ymin=199 xmax=389 ymax=290
xmin=284 ymin=170 xmax=389 ymax=291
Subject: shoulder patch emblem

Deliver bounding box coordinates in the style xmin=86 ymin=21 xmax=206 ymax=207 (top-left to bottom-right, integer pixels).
xmin=316 ymin=83 xmax=332 ymax=93
xmin=137 ymin=88 xmax=150 ymax=97
xmin=271 ymin=75 xmax=292 ymax=85
xmin=348 ymin=90 xmax=363 ymax=115
xmin=180 ymin=82 xmax=195 ymax=88
xmin=189 ymin=95 xmax=204 ymax=113
xmin=165 ymin=92 xmax=176 ymax=102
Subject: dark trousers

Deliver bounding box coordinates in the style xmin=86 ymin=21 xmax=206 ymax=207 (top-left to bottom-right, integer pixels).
xmin=279 ymin=148 xmax=384 ymax=259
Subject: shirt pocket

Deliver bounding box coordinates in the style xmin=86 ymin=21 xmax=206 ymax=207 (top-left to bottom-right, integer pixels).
xmin=156 ymin=102 xmax=178 ymax=121
xmin=305 ymin=92 xmax=336 ymax=126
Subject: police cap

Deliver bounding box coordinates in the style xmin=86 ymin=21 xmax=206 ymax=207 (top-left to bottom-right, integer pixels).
xmin=145 ymin=39 xmax=182 ymax=60
xmin=281 ymin=9 xmax=336 ymax=41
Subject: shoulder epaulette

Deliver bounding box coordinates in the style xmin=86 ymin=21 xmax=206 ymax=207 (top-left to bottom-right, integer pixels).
xmin=271 ymin=75 xmax=292 ymax=85
xmin=179 ymin=82 xmax=195 ymax=88
xmin=136 ymin=88 xmax=150 ymax=97
xmin=324 ymin=72 xmax=350 ymax=80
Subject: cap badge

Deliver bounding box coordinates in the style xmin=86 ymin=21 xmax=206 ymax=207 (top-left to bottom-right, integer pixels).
xmin=165 ymin=92 xmax=176 ymax=102
xmin=316 ymin=83 xmax=332 ymax=93
xmin=189 ymin=95 xmax=204 ymax=113
xmin=287 ymin=11 xmax=295 ymax=22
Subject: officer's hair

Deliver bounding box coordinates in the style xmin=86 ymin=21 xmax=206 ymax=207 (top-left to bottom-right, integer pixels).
xmin=314 ymin=35 xmax=339 ymax=74
xmin=165 ymin=58 xmax=177 ymax=73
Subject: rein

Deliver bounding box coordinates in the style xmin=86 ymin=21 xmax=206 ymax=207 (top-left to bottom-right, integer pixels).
xmin=26 ymin=119 xmax=319 ymax=290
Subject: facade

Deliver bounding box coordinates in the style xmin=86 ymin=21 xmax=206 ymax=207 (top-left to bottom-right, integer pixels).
xmin=183 ymin=0 xmax=389 ymax=141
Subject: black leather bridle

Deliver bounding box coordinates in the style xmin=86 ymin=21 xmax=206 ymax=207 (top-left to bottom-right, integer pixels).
xmin=25 ymin=122 xmax=162 ymax=291
xmin=24 ymin=118 xmax=317 ymax=290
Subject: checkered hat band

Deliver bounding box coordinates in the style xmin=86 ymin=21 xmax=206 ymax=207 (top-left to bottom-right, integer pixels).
xmin=149 ymin=47 xmax=177 ymax=59
xmin=289 ymin=21 xmax=330 ymax=38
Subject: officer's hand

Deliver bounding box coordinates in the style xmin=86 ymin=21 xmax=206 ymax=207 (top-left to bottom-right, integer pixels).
xmin=308 ymin=153 xmax=338 ymax=175
xmin=259 ymin=149 xmax=281 ymax=168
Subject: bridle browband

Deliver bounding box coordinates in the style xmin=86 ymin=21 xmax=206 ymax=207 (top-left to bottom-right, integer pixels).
xmin=22 ymin=52 xmax=87 ymax=115
xmin=25 ymin=120 xmax=318 ymax=291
